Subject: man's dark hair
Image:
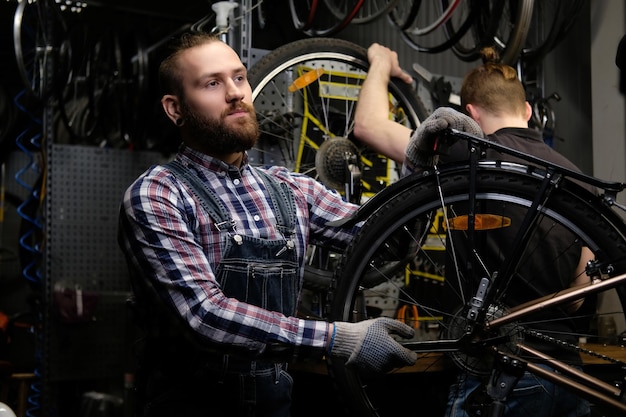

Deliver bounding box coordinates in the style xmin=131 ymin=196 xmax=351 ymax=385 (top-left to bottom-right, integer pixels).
xmin=158 ymin=32 xmax=221 ymax=97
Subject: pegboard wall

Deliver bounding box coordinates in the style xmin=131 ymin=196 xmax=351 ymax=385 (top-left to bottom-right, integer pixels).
xmin=46 ymin=144 xmax=161 ymax=380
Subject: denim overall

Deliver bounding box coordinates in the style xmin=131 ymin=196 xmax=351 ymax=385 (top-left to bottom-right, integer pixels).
xmin=143 ymin=160 xmax=299 ymax=417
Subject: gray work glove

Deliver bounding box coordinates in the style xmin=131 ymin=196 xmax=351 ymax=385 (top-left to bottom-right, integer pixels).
xmin=330 ymin=317 xmax=417 ymax=374
xmin=403 ymin=106 xmax=484 ymax=176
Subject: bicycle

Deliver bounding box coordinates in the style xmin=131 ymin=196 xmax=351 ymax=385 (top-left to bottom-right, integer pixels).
xmin=325 ymin=129 xmax=626 ymax=417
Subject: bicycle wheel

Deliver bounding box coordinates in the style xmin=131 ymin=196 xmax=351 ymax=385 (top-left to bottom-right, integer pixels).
xmin=493 ymin=0 xmax=534 ymax=65
xmin=289 ymin=0 xmax=364 ymax=36
xmin=521 ymin=0 xmax=585 ymax=69
xmin=386 ymin=0 xmax=420 ymax=31
xmin=446 ymin=0 xmax=504 ymax=63
xmin=248 ymin=37 xmax=427 ymax=198
xmin=449 ymin=0 xmax=534 ymax=65
xmin=55 ymin=26 xmax=140 ymax=148
xmin=405 ymin=0 xmax=462 ymax=36
xmin=288 ymin=0 xmax=319 ymax=31
xmin=328 ymin=161 xmax=626 ymax=417
xmin=399 ymin=0 xmax=478 ymax=54
xmin=13 ymin=0 xmax=71 ymax=101
xmin=325 ymin=0 xmax=400 ymax=25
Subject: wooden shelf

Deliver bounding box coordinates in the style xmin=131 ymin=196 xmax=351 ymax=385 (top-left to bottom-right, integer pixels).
xmin=579 ymin=343 xmax=626 ymax=365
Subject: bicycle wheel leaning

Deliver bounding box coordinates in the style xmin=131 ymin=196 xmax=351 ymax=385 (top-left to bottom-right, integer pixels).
xmin=328 ymin=158 xmax=626 ymax=416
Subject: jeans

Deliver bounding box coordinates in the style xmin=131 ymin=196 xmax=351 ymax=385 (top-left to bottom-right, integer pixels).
xmin=444 ymin=366 xmax=591 ymax=417
xmin=141 ymin=361 xmax=293 ymax=417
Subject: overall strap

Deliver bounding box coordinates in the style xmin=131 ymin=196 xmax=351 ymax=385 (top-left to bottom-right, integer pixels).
xmin=164 ymin=160 xmax=236 ymax=232
xmin=253 ymin=167 xmax=297 ymax=236
xmin=164 ymin=160 xmax=297 ymax=236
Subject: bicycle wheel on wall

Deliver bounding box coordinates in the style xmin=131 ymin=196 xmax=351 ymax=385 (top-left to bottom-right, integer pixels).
xmin=328 ymin=160 xmax=626 ymax=417
xmin=325 ymin=0 xmax=399 ymax=25
xmin=493 ymin=0 xmax=534 ymax=65
xmin=398 ymin=0 xmax=478 ymax=55
xmin=521 ymin=0 xmax=585 ymax=70
xmin=447 ymin=0 xmax=505 ymax=63
xmin=248 ymin=37 xmax=427 ymax=199
xmin=288 ymin=0 xmax=364 ymax=37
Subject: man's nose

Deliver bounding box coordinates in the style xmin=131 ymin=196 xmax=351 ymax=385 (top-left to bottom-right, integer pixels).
xmin=225 ymin=79 xmax=245 ymax=102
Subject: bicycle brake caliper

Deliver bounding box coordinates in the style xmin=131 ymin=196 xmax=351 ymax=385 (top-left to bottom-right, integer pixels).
xmin=585 ymin=259 xmax=614 ymax=282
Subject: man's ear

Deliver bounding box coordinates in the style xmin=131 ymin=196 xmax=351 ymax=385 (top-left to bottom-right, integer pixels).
xmin=465 ymin=103 xmax=479 ymax=121
xmin=524 ymin=101 xmax=532 ymax=122
xmin=161 ymin=94 xmax=181 ymax=125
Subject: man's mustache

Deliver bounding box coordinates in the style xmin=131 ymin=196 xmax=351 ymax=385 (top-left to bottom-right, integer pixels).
xmin=223 ymin=102 xmax=254 ymax=117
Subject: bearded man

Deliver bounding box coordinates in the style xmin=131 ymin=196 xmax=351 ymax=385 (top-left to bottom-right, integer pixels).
xmin=117 ymin=32 xmax=417 ymax=417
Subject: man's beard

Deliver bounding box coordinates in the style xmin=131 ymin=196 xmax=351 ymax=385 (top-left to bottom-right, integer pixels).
xmin=180 ymin=100 xmax=259 ymax=155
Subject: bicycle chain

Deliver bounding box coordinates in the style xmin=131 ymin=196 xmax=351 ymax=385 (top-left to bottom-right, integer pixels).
xmin=526 ymin=329 xmax=626 ymax=368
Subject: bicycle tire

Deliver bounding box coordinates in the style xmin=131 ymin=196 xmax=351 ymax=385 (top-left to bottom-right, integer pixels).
xmin=493 ymin=0 xmax=534 ymax=65
xmin=288 ymin=0 xmax=319 ymax=31
xmin=446 ymin=0 xmax=505 ymax=63
xmin=399 ymin=0 xmax=478 ymax=54
xmin=13 ymin=0 xmax=73 ymax=101
xmin=55 ymin=28 xmax=132 ymax=148
xmin=405 ymin=0 xmax=461 ymax=36
xmin=289 ymin=0 xmax=363 ymax=37
xmin=325 ymin=0 xmax=400 ymax=25
xmin=386 ymin=0 xmax=421 ymax=31
xmin=13 ymin=0 xmax=49 ymax=100
xmin=521 ymin=0 xmax=585 ymax=69
xmin=328 ymin=161 xmax=626 ymax=417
